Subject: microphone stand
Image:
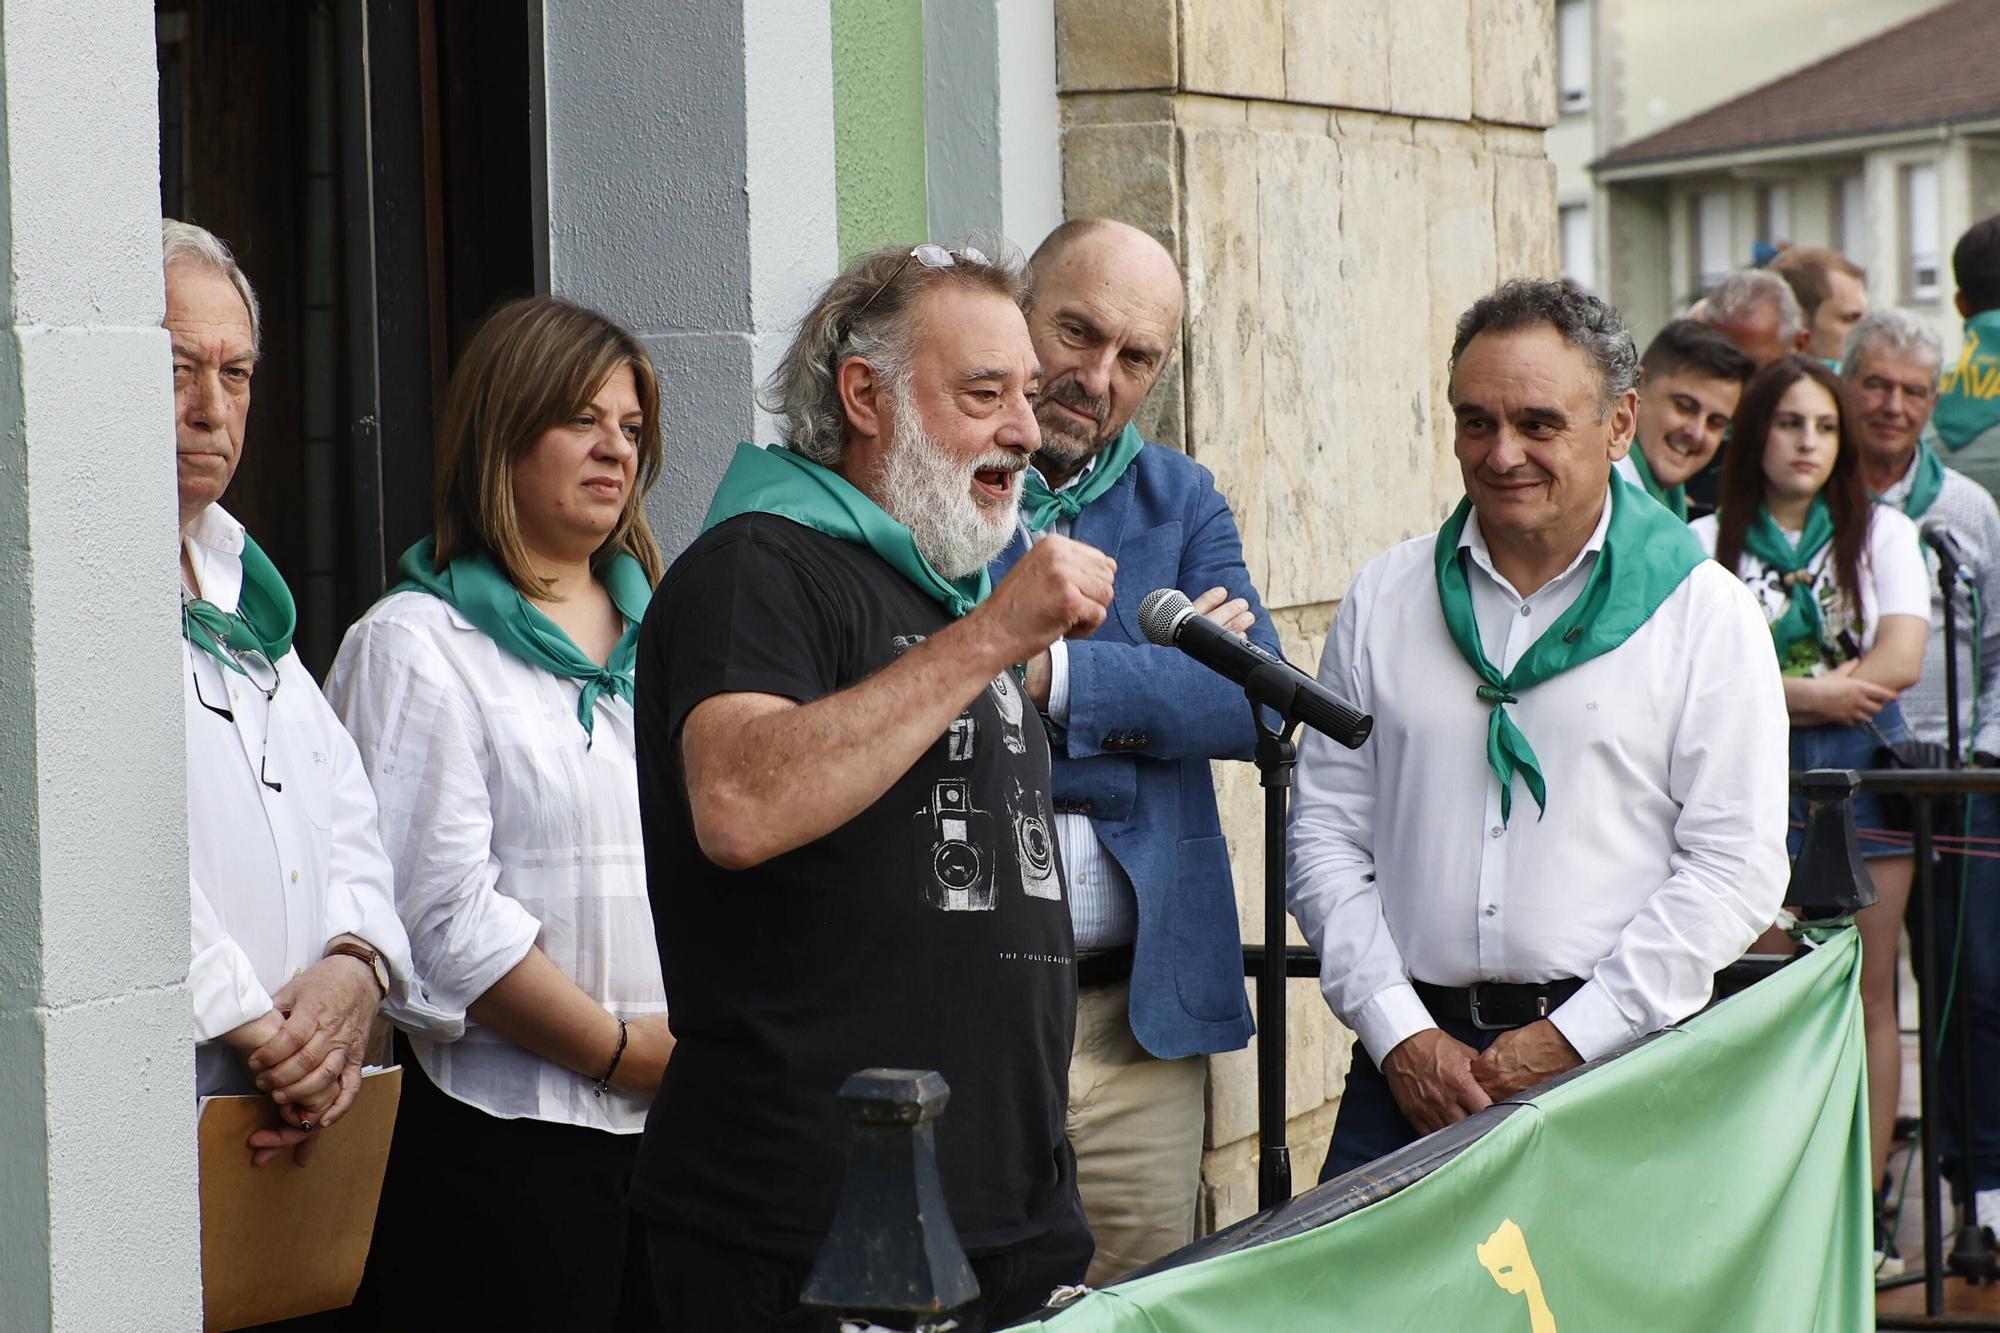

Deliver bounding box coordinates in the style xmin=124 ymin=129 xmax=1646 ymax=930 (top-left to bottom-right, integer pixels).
xmin=1249 ymin=682 xmax=1302 ymax=1212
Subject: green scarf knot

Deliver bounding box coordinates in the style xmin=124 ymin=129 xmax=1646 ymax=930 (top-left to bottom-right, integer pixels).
xmin=391 ymin=539 xmax=652 ymax=741
xmin=1019 ymin=422 xmax=1146 ymax=532
xmin=701 ymin=442 xmax=991 ymax=617
xmin=182 ymin=531 xmax=297 ymax=674
xmin=1434 ymin=473 xmax=1707 ymax=823
xmin=1740 ymin=497 xmax=1835 ymax=676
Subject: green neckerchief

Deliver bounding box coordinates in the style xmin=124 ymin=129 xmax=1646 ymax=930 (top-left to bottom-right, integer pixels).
xmin=1879 ymin=440 xmax=1946 ymax=521
xmin=182 ymin=531 xmax=297 ymax=674
xmin=701 ymin=443 xmax=991 ymax=617
xmin=1741 ymin=496 xmax=1836 ymax=677
xmin=1434 ymin=473 xmax=1706 ymax=823
xmin=1937 ymin=310 xmax=2000 ymax=453
xmin=1624 ymin=442 xmax=1688 ymax=522
xmin=391 ymin=538 xmax=652 ymax=741
xmin=1020 ymin=422 xmax=1146 ymax=532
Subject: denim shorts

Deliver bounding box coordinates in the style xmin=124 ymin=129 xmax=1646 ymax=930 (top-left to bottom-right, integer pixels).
xmin=1787 ymin=698 xmax=1913 ymax=861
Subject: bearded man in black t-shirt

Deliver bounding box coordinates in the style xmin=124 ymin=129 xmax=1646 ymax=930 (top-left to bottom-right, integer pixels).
xmin=634 ymin=245 xmax=1114 ymax=1331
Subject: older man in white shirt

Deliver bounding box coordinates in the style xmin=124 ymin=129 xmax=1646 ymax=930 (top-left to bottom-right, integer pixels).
xmin=170 ymin=219 xmax=417 ymax=1160
xmin=1289 ymin=279 xmax=1790 ymax=1181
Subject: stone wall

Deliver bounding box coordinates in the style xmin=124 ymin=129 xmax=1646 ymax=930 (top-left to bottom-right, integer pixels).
xmin=1053 ymin=0 xmax=1560 ymax=1231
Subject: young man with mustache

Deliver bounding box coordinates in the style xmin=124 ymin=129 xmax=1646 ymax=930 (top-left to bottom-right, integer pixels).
xmin=635 ymin=245 xmax=1107 ymax=1331
xmin=991 ymin=218 xmax=1277 ymax=1283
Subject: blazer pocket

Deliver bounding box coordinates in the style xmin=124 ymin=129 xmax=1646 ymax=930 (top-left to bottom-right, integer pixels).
xmin=1110 ymin=521 xmax=1185 ymax=642
xmin=1169 ymin=834 xmax=1249 ymax=1023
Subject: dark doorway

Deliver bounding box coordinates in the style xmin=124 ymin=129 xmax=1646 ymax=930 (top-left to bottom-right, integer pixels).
xmin=157 ymin=0 xmax=538 ymax=674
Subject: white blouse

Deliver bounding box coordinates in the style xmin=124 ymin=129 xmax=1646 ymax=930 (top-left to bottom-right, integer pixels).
xmin=326 ymin=591 xmax=665 ymax=1132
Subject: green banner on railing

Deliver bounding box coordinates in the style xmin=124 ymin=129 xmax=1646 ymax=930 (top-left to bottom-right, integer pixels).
xmin=1027 ymin=928 xmax=1871 ymax=1332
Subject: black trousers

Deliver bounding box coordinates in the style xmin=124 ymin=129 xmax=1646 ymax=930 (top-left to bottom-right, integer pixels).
xmin=339 ymin=1043 xmax=652 ymax=1331
xmin=1319 ymin=1012 xmax=1505 ymax=1183
xmin=645 ymin=1197 xmax=1093 ymax=1333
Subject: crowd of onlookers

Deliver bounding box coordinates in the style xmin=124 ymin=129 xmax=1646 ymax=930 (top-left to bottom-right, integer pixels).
xmin=172 ymin=199 xmax=2000 ymax=1331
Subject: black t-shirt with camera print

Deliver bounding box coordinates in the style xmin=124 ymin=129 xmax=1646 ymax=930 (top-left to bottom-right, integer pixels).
xmin=630 ymin=512 xmax=1078 ymax=1263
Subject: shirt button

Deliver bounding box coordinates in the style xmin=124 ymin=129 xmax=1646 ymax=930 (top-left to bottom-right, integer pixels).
xmin=1519 ymin=604 xmax=1532 ymax=617
xmin=1489 ymin=825 xmax=1503 ymax=838
xmin=290 ymin=870 xmax=299 ymax=883
xmin=1485 ymin=904 xmax=1498 ymax=916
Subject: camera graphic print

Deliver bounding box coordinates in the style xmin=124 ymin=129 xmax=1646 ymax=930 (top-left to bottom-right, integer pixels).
xmin=895 ymin=634 xmax=1064 ymax=914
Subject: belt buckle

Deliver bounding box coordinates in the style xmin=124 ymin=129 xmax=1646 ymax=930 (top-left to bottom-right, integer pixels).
xmin=1468 ymin=985 xmax=1552 ymax=1032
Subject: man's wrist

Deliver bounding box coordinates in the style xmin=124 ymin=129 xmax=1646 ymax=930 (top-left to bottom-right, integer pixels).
xmin=323 ymin=937 xmax=390 ymax=999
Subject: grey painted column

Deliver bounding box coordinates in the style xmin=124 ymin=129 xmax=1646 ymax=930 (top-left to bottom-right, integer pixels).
xmin=925 ymin=0 xmax=1063 ymax=256
xmin=0 ymin=3 xmax=201 ymax=1329
xmin=538 ymin=0 xmax=838 ymax=560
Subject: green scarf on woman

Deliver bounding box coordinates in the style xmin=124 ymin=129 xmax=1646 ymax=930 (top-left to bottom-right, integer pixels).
xmin=182 ymin=532 xmax=296 ymax=673
xmin=1434 ymin=473 xmax=1707 ymax=823
xmin=1740 ymin=496 xmax=1836 ymax=677
xmin=392 ymin=538 xmax=652 ymax=740
xmin=701 ymin=443 xmax=990 ymax=617
xmin=1019 ymin=423 xmax=1146 ymax=532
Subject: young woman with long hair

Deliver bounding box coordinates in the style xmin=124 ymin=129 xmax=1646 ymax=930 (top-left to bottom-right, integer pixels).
xmin=326 ymin=296 xmax=670 ymax=1326
xmin=1692 ymin=354 xmax=1928 ymax=1239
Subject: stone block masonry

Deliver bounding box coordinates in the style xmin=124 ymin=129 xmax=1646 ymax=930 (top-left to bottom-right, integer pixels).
xmin=1054 ymin=0 xmax=1558 ymax=1232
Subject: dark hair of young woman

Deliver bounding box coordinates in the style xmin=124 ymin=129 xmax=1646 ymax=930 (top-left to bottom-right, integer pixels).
xmin=1712 ymin=354 xmax=1871 ymax=613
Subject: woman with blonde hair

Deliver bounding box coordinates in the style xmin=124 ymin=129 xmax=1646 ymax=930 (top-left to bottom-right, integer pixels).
xmin=328 ymin=295 xmax=669 ymax=1326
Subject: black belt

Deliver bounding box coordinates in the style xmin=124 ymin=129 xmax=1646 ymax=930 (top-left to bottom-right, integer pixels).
xmin=1413 ymin=977 xmax=1585 ymax=1032
xmin=1076 ymin=945 xmax=1135 ymax=990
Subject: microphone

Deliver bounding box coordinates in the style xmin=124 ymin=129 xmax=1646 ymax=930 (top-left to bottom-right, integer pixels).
xmin=1921 ymin=520 xmax=1975 ymax=585
xmin=1138 ymin=588 xmax=1372 ymax=749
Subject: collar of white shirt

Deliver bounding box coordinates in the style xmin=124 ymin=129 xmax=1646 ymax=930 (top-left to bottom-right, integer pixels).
xmin=183 ymin=502 xmax=249 ymax=612
xmin=1457 ymin=489 xmax=1612 ymax=603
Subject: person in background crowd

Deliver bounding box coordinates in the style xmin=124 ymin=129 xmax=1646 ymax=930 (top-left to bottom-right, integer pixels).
xmin=170 ymin=218 xmax=417 ymax=1163
xmin=1692 ymin=355 xmax=1928 ymax=1260
xmin=996 ymin=219 xmax=1270 ymax=1282
xmin=1613 ymin=319 xmax=1754 ymax=521
xmin=635 ymin=244 xmax=1098 ymax=1332
xmin=1289 ymin=279 xmax=1788 ymax=1180
xmin=1694 ymin=269 xmax=1811 ymax=370
xmin=1685 ymin=269 xmax=1814 ymax=514
xmin=1772 ymin=246 xmax=1870 ymax=365
xmin=1935 ymin=214 xmax=2000 ymax=500
xmin=1844 ymin=307 xmax=2000 ymax=1249
xmin=327 ymin=296 xmax=672 ymax=1328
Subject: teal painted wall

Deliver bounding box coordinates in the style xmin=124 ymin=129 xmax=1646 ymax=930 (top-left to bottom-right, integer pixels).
xmin=831 ymin=0 xmax=928 ymax=263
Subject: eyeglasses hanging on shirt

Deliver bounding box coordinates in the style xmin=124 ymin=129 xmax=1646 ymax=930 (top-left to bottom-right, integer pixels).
xmin=184 ymin=588 xmax=285 ymax=794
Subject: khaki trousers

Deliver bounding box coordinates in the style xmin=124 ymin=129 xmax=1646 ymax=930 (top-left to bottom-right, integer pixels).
xmin=1066 ymin=980 xmax=1209 ymax=1286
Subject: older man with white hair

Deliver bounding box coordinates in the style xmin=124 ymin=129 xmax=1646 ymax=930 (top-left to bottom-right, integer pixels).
xmin=1693 ymin=269 xmax=1810 ymax=370
xmin=168 ymin=219 xmax=418 ymax=1162
xmin=1846 ymin=306 xmax=2000 ymax=1238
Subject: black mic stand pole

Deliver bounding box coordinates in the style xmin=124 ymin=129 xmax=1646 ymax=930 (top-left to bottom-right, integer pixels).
xmin=1936 ymin=548 xmax=1996 ymax=1283
xmin=1250 ymin=692 xmax=1303 ymax=1212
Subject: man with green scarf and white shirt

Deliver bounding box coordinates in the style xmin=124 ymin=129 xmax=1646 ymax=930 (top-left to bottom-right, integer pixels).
xmin=167 ymin=220 xmax=417 ymax=1158
xmin=1287 ymin=280 xmax=1789 ymax=1180
xmin=1611 ymin=319 xmax=1752 ymax=521
xmin=1847 ymin=306 xmax=2000 ymax=1238
xmin=634 ymin=244 xmax=1106 ymax=1330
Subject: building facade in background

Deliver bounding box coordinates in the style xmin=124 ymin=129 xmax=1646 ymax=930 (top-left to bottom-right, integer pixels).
xmin=1547 ymin=0 xmax=1952 ymax=342
xmin=0 ymin=2 xmax=1555 ymax=1323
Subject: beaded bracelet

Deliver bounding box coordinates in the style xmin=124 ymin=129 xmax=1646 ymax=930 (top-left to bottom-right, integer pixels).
xmin=594 ymin=1018 xmax=629 ymax=1098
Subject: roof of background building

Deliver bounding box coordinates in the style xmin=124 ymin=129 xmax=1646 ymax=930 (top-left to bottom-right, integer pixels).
xmin=1594 ymin=0 xmax=2000 ymax=171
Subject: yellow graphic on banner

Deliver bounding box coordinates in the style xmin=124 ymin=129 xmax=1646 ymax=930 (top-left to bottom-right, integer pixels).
xmin=1477 ymin=1218 xmax=1557 ymax=1332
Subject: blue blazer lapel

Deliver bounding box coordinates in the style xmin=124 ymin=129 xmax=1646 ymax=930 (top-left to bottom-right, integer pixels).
xmin=1068 ymin=448 xmax=1141 ymax=558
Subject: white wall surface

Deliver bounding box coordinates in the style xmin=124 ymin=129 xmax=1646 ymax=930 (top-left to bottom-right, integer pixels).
xmin=0 ymin=1 xmax=199 ymax=1328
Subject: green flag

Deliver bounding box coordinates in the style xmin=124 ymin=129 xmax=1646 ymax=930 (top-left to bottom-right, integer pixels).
xmin=1023 ymin=927 xmax=1870 ymax=1332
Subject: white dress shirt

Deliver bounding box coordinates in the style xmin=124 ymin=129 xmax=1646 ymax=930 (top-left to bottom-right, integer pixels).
xmin=327 ymin=591 xmax=665 ymax=1132
xmin=1020 ymin=455 xmax=1139 ymax=951
xmin=1287 ymin=497 xmax=1790 ymax=1066
xmin=183 ymin=504 xmax=419 ymax=1097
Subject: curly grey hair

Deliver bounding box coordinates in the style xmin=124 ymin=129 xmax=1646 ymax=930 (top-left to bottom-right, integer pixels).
xmin=1449 ymin=278 xmax=1639 ymax=415
xmin=162 ymin=218 xmax=262 ymax=352
xmin=1841 ymin=307 xmax=1943 ymax=385
xmin=761 ymin=244 xmax=1030 ymax=465
xmin=1703 ymin=269 xmax=1804 ymax=344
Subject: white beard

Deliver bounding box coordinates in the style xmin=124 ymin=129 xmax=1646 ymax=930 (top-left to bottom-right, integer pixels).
xmin=876 ymin=382 xmax=1022 ymax=579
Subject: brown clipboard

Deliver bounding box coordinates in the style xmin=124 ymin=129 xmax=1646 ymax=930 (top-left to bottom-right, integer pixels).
xmin=197 ymin=1065 xmax=402 ymax=1331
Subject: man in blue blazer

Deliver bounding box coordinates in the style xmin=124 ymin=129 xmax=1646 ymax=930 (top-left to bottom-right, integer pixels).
xmin=993 ymin=219 xmax=1278 ymax=1282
